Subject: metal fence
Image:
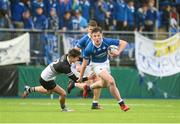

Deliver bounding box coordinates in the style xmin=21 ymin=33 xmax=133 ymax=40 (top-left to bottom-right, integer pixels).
xmin=0 ymin=28 xmax=172 ymax=66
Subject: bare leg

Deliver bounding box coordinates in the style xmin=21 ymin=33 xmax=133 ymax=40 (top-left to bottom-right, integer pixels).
xmin=75 ymin=83 xmax=86 ymax=89
xmin=34 ymin=86 xmax=49 ymax=94
xmin=22 ymin=85 xmax=51 ymax=98
xmin=98 ymin=70 xmax=122 ymax=101
xmin=52 ymin=85 xmax=66 ymax=109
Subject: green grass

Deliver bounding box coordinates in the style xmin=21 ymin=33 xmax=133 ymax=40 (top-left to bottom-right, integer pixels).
xmin=0 ymin=98 xmax=180 ymax=123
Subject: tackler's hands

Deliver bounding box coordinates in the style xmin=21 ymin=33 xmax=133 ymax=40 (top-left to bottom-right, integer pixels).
xmin=77 ymin=77 xmax=83 ymax=83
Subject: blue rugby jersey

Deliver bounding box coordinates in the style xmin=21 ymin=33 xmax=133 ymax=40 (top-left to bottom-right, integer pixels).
xmin=76 ymin=34 xmax=91 ymax=50
xmin=75 ymin=34 xmax=91 ymax=64
xmin=83 ymin=38 xmax=120 ymax=63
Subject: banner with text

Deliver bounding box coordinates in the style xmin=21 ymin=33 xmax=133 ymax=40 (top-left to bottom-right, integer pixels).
xmin=0 ymin=33 xmax=30 ymax=66
xmin=135 ymin=32 xmax=180 ymax=77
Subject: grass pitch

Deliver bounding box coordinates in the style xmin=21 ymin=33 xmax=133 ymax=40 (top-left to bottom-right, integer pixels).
xmin=0 ymin=98 xmax=180 ymax=123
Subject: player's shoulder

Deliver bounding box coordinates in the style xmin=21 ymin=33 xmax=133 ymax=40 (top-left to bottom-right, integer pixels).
xmin=77 ymin=34 xmax=90 ymax=48
xmin=84 ymin=41 xmax=93 ymax=51
xmin=103 ymin=37 xmax=115 ymax=41
xmin=79 ymin=34 xmax=89 ymax=41
xmin=103 ymin=37 xmax=119 ymax=45
xmin=86 ymin=40 xmax=93 ymax=48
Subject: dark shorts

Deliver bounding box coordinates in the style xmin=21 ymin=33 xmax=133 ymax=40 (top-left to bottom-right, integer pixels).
xmin=39 ymin=77 xmax=57 ymax=90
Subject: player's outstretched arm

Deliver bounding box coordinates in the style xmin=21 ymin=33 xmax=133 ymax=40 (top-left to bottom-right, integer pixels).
xmin=118 ymin=40 xmax=128 ymax=55
xmin=110 ymin=40 xmax=128 ymax=57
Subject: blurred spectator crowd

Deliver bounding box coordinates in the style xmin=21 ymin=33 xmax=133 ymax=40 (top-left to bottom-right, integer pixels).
xmin=0 ymin=0 xmax=179 ymax=33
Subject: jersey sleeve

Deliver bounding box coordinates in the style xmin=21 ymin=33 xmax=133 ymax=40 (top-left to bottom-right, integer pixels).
xmin=63 ymin=66 xmax=78 ymax=81
xmin=105 ymin=38 xmax=120 ymax=46
xmin=82 ymin=48 xmax=91 ymax=60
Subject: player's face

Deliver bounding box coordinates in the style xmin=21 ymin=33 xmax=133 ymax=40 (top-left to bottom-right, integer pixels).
xmin=87 ymin=26 xmax=95 ymax=34
xmin=91 ymin=31 xmax=102 ymax=46
xmin=71 ymin=56 xmax=80 ymax=63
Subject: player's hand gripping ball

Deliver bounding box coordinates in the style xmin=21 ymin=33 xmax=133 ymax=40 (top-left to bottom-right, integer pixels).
xmin=108 ymin=45 xmax=118 ymax=56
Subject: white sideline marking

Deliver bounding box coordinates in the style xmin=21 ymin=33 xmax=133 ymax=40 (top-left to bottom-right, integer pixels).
xmin=0 ymin=123 xmax=180 ymax=124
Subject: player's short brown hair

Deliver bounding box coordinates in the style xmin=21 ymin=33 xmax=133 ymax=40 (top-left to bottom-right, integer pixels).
xmin=91 ymin=27 xmax=102 ymax=34
xmin=68 ymin=48 xmax=81 ymax=58
xmin=88 ymin=20 xmax=97 ymax=27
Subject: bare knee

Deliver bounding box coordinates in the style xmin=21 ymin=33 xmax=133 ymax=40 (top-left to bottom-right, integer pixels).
xmin=61 ymin=91 xmax=67 ymax=98
xmin=108 ymin=79 xmax=116 ymax=87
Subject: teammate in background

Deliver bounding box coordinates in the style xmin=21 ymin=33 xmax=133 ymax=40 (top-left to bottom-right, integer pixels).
xmin=77 ymin=27 xmax=129 ymax=111
xmin=67 ymin=20 xmax=103 ymax=109
xmin=22 ymin=49 xmax=94 ymax=112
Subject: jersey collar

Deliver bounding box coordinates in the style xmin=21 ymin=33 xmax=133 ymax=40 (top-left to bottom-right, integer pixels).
xmin=87 ymin=33 xmax=91 ymax=38
xmin=67 ymin=56 xmax=71 ymax=65
xmin=92 ymin=38 xmax=103 ymax=48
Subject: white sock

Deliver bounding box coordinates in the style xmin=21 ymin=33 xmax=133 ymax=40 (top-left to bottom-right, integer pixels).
xmin=89 ymin=85 xmax=93 ymax=90
xmin=93 ymin=101 xmax=98 ymax=103
xmin=118 ymin=99 xmax=124 ymax=103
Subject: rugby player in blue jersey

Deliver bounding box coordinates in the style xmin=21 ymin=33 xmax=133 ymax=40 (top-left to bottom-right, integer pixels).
xmin=77 ymin=27 xmax=129 ymax=111
xmin=67 ymin=20 xmax=103 ymax=109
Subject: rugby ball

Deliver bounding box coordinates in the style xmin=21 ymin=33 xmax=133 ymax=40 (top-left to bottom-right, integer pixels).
xmin=108 ymin=45 xmax=118 ymax=54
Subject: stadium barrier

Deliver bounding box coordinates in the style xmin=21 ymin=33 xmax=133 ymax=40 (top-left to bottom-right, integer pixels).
xmin=0 ymin=29 xmax=172 ymax=66
xmin=0 ymin=66 xmax=18 ymax=96
xmin=17 ymin=65 xmax=180 ymax=99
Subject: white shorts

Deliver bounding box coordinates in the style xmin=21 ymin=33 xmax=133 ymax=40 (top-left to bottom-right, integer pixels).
xmin=71 ymin=62 xmax=93 ymax=78
xmin=90 ymin=59 xmax=110 ymax=75
xmin=41 ymin=65 xmax=56 ymax=81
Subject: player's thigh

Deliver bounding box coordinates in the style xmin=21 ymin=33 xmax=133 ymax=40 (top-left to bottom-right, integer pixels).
xmin=98 ymin=70 xmax=115 ymax=85
xmin=52 ymin=85 xmax=66 ymax=96
xmin=84 ymin=65 xmax=94 ymax=76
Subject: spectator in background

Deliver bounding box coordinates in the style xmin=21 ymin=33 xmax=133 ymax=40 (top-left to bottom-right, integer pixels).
xmin=94 ymin=0 xmax=110 ymax=29
xmin=107 ymin=0 xmax=115 ymax=30
xmin=169 ymin=4 xmax=179 ymax=35
xmin=48 ymin=8 xmax=59 ymax=30
xmin=0 ymin=0 xmax=10 ymax=15
xmin=135 ymin=3 xmax=148 ymax=32
xmin=144 ymin=0 xmax=157 ymax=32
xmin=80 ymin=0 xmax=90 ymax=22
xmin=161 ymin=4 xmax=171 ymax=32
xmin=126 ymin=0 xmax=135 ymax=31
xmin=134 ymin=0 xmax=148 ymax=10
xmin=175 ymin=0 xmax=180 ymax=15
xmin=113 ymin=0 xmax=127 ymax=31
xmin=23 ymin=9 xmax=34 ymax=29
xmin=57 ymin=0 xmax=72 ymax=29
xmin=89 ymin=0 xmax=98 ymax=19
xmin=72 ymin=0 xmax=82 ymax=12
xmin=62 ymin=11 xmax=73 ymax=31
xmin=0 ymin=0 xmax=13 ymax=28
xmin=33 ymin=5 xmax=48 ymax=29
xmin=30 ymin=0 xmax=46 ymax=17
xmin=11 ymin=0 xmax=27 ymax=28
xmin=46 ymin=0 xmax=58 ymax=17
xmin=22 ymin=0 xmax=31 ymax=8
xmin=72 ymin=10 xmax=88 ymax=31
